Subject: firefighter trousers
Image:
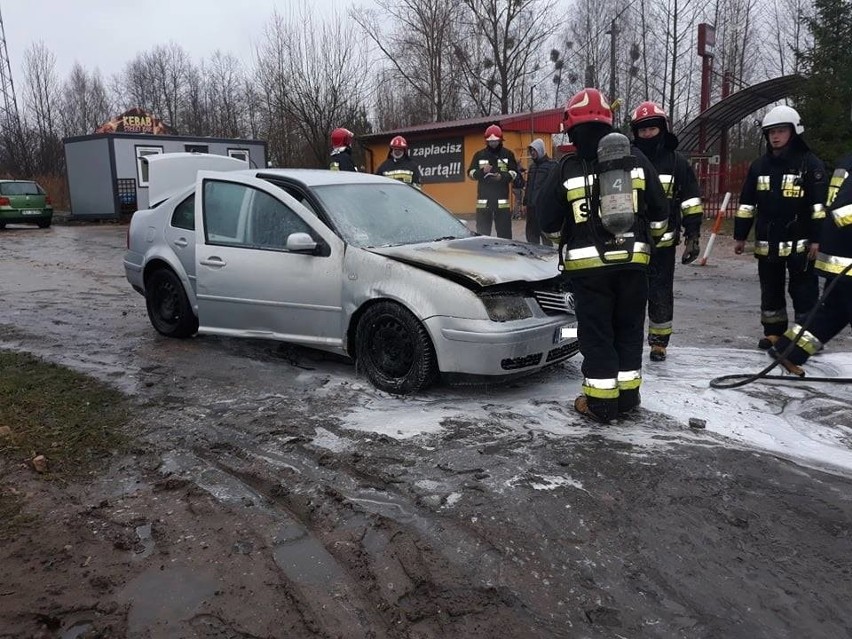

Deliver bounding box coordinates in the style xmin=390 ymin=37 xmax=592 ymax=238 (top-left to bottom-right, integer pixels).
xmin=758 ymin=254 xmax=819 ymax=337
xmin=573 ymin=269 xmax=648 ymax=422
xmin=647 ymin=245 xmax=676 ymax=346
xmin=476 ymin=198 xmax=512 ymax=239
xmin=775 ymin=277 xmax=852 ymax=365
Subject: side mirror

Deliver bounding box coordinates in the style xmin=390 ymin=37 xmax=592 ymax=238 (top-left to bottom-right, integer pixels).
xmin=286 ymin=232 xmax=318 ymax=253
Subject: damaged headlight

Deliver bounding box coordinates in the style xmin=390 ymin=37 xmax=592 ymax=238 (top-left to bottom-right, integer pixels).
xmin=480 ymin=295 xmax=533 ymax=322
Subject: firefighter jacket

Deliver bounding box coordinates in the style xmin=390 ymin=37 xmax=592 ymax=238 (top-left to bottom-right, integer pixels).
xmin=637 ymin=132 xmax=703 ymax=248
xmin=467 ymin=145 xmax=518 ymax=210
xmin=816 ymin=154 xmax=852 ymax=279
xmin=329 ymin=147 xmax=358 ymax=172
xmin=735 ymin=137 xmax=827 ymax=260
xmin=376 ymin=153 xmax=422 ymax=188
xmin=537 ymin=149 xmax=670 ymax=277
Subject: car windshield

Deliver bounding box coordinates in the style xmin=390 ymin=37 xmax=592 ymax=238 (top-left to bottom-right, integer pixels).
xmin=312 ymin=183 xmax=474 ymax=248
xmin=0 ymin=181 xmax=43 ymax=196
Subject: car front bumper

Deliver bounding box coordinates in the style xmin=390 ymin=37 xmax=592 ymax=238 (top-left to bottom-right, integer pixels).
xmin=425 ymin=314 xmax=579 ymax=377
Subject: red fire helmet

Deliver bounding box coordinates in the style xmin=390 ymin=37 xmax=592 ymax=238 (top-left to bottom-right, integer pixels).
xmin=389 ymin=135 xmax=408 ymax=150
xmin=484 ymin=124 xmax=503 ymax=141
xmin=630 ymin=101 xmax=670 ymax=131
xmin=330 ymin=127 xmax=354 ymax=147
xmin=562 ymin=89 xmax=613 ymax=132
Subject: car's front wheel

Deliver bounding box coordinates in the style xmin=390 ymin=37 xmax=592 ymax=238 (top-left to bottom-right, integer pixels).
xmin=145 ymin=268 xmax=198 ymax=338
xmin=356 ymin=301 xmax=438 ymax=395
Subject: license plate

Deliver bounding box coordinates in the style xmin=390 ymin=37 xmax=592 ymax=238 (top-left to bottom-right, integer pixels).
xmin=21 ymin=209 xmax=41 ymax=216
xmin=556 ymin=323 xmax=578 ymax=343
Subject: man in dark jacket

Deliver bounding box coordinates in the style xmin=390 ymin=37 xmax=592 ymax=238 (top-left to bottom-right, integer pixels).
xmin=522 ymin=138 xmax=556 ymax=245
xmin=769 ymin=152 xmax=852 ymax=374
xmin=630 ymin=101 xmax=704 ymax=362
xmin=538 ymin=88 xmax=669 ymax=424
xmin=467 ymin=124 xmax=518 ymax=238
xmin=375 ymin=135 xmax=422 ymax=189
xmin=734 ymin=105 xmax=827 ymax=350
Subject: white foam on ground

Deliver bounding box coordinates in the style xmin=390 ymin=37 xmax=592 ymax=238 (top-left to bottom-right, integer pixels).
xmin=339 ymin=347 xmax=852 ymax=474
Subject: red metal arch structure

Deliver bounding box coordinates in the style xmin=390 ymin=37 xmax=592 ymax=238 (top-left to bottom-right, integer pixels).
xmin=677 ymin=74 xmax=804 ymax=154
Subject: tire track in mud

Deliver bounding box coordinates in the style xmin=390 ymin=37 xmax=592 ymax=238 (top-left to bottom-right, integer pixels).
xmin=171 ymin=422 xmax=563 ymax=639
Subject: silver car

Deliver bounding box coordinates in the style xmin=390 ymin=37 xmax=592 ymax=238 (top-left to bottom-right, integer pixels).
xmin=124 ymin=159 xmax=577 ymax=394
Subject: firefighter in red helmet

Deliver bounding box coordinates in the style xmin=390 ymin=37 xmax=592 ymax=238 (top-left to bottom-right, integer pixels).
xmin=329 ymin=127 xmax=358 ymax=172
xmin=629 ymin=101 xmax=704 ymax=362
xmin=375 ymin=135 xmax=422 ymax=189
xmin=467 ymin=124 xmax=519 ymax=238
xmin=538 ymin=88 xmax=669 ymax=424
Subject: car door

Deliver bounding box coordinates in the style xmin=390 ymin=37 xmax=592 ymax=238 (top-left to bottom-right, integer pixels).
xmin=193 ymin=171 xmax=346 ymax=348
xmin=163 ymin=192 xmax=197 ymax=294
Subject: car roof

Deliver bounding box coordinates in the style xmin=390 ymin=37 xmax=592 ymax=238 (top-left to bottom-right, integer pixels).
xmin=254 ymin=168 xmax=395 ymax=188
xmin=0 ymin=179 xmax=37 ymax=183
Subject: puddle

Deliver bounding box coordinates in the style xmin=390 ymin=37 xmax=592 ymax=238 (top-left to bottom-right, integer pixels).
xmin=134 ymin=522 xmax=155 ymax=559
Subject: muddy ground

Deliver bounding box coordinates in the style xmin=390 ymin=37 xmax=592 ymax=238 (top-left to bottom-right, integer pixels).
xmin=1 ymin=221 xmax=851 ymax=639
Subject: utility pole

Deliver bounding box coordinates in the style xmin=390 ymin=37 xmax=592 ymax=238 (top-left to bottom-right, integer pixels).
xmin=606 ymin=19 xmax=618 ymax=100
xmin=0 ymin=4 xmax=21 ymax=133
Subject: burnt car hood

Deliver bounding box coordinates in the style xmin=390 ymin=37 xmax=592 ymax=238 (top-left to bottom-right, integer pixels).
xmin=367 ymin=237 xmax=560 ymax=288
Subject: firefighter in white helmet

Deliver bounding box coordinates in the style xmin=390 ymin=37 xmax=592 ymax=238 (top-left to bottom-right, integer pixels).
xmin=734 ymin=105 xmax=828 ymax=350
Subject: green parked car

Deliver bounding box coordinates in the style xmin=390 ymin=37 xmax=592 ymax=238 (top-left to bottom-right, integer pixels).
xmin=0 ymin=180 xmax=53 ymax=229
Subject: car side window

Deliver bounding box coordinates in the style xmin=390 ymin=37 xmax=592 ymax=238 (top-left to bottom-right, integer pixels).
xmin=202 ymin=180 xmax=312 ymax=250
xmin=246 ymin=189 xmax=313 ymax=250
xmin=171 ymin=194 xmax=195 ymax=230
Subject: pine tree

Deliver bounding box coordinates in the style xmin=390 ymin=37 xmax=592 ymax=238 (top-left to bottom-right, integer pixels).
xmin=796 ymin=0 xmax=852 ymax=164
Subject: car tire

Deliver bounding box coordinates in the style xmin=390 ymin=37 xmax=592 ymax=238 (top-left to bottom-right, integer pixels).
xmin=356 ymin=301 xmax=438 ymax=395
xmin=145 ymin=268 xmax=199 ymax=338
xmin=36 ymin=220 xmax=51 ymax=228
xmin=0 ymin=222 xmax=5 ymax=229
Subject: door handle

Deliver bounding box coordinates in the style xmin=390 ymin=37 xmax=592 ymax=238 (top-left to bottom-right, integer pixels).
xmin=199 ymin=256 xmax=226 ymax=268
xmin=173 ymin=238 xmax=188 ymax=248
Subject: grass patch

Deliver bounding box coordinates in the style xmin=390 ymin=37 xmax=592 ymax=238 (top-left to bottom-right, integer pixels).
xmin=0 ymin=350 xmax=129 ymax=477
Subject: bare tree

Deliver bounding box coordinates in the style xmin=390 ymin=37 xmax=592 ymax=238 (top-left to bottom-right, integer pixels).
xmin=60 ymin=63 xmax=112 ymax=137
xmin=352 ymin=0 xmax=464 ymax=122
xmin=455 ymin=0 xmax=560 ymax=114
xmin=21 ymin=42 xmax=62 ymax=174
xmin=206 ymin=51 xmax=244 ymax=138
xmin=255 ymin=5 xmax=370 ymax=167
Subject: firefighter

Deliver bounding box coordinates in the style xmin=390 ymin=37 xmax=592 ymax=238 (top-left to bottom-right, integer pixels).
xmin=467 ymin=124 xmax=519 ymax=238
xmin=769 ymin=153 xmax=852 ymax=374
xmin=538 ymin=88 xmax=669 ymax=424
xmin=734 ymin=105 xmax=827 ymax=350
xmin=630 ymin=101 xmax=704 ymax=362
xmin=329 ymin=127 xmax=358 ymax=172
xmin=375 ymin=136 xmax=422 ymax=188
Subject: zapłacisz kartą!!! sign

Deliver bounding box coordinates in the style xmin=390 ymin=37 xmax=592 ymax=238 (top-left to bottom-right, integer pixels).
xmin=409 ymin=138 xmax=465 ymax=184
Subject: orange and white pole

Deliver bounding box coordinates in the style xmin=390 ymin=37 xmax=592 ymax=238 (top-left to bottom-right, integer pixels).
xmin=699 ymin=192 xmax=731 ymax=266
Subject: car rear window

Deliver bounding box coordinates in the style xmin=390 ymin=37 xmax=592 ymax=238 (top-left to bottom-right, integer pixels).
xmin=0 ymin=182 xmax=44 ymax=196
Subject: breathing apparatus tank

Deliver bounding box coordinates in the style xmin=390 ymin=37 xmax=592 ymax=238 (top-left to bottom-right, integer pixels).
xmin=596 ymin=132 xmax=636 ymax=238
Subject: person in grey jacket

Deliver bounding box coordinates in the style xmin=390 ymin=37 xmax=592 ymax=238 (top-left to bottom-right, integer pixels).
xmin=522 ymin=138 xmax=557 ymax=245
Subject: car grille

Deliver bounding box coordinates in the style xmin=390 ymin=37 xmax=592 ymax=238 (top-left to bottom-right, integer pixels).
xmin=501 ymin=352 xmax=543 ymax=370
xmin=546 ymin=340 xmax=580 ymax=362
xmin=534 ymin=290 xmax=573 ymax=315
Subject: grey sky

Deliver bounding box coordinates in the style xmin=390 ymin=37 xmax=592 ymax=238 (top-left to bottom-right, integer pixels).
xmin=3 ymin=0 xmax=366 ymax=87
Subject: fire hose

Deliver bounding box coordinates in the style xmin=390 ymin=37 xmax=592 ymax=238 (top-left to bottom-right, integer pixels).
xmin=710 ymin=261 xmax=852 ymax=389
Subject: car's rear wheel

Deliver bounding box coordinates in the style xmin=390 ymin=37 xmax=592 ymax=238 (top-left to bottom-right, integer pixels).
xmin=0 ymin=222 xmax=5 ymax=229
xmin=145 ymin=268 xmax=198 ymax=338
xmin=356 ymin=301 xmax=438 ymax=395
xmin=36 ymin=219 xmax=51 ymax=228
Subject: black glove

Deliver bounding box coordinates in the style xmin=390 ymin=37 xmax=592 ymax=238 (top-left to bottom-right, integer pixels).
xmin=682 ymin=234 xmax=700 ymax=264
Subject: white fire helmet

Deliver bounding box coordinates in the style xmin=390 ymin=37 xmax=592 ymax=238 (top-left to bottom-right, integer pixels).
xmin=761 ymin=105 xmax=804 ymax=135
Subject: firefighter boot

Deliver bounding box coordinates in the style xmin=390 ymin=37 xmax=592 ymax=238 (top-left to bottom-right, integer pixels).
xmin=767 ymin=347 xmax=805 ymax=377
xmin=650 ymin=345 xmax=667 ymax=362
xmin=757 ymin=335 xmax=780 ymax=350
xmin=573 ymin=396 xmax=611 ymax=425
